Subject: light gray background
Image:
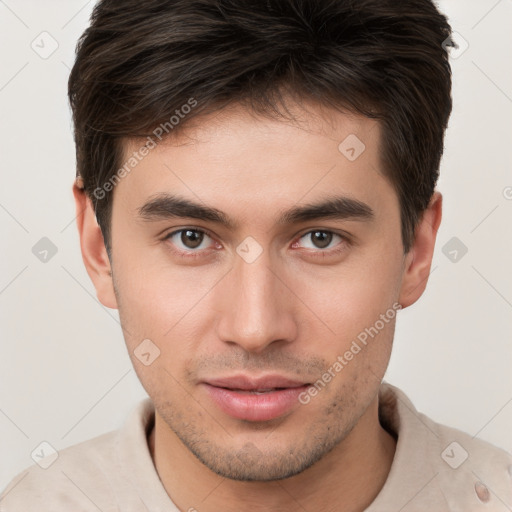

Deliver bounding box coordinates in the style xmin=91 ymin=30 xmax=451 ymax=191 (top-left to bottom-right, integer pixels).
xmin=1 ymin=0 xmax=511 ymax=491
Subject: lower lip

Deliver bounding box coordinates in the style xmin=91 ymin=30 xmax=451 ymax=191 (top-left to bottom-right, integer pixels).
xmin=202 ymin=383 xmax=310 ymax=422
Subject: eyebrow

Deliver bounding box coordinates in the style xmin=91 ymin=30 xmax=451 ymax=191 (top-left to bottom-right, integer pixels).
xmin=137 ymin=193 xmax=374 ymax=228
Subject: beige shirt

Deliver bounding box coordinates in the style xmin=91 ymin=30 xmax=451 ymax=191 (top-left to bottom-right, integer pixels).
xmin=1 ymin=382 xmax=511 ymax=511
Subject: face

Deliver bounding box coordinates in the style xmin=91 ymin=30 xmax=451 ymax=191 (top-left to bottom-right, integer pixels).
xmin=104 ymin=103 xmax=409 ymax=480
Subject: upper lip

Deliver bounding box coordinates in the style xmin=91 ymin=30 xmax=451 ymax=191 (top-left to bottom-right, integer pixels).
xmin=203 ymin=375 xmax=309 ymax=391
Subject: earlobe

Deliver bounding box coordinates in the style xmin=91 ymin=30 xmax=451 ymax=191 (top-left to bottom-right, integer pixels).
xmin=72 ymin=182 xmax=118 ymax=310
xmin=398 ymin=191 xmax=442 ymax=308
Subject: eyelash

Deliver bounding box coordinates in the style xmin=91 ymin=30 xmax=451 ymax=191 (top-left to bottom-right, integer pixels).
xmin=162 ymin=227 xmax=351 ymax=260
xmin=162 ymin=228 xmax=219 ymax=260
xmin=291 ymin=231 xmax=350 ymax=259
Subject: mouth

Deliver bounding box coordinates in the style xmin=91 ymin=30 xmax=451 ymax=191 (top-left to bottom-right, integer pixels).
xmin=231 ymin=388 xmax=289 ymax=394
xmin=201 ymin=375 xmax=311 ymax=422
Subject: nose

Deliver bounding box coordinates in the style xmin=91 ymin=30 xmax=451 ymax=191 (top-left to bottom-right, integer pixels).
xmin=215 ymin=247 xmax=298 ymax=353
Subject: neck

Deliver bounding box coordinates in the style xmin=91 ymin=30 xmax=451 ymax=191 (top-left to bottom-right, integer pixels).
xmin=148 ymin=394 xmax=396 ymax=512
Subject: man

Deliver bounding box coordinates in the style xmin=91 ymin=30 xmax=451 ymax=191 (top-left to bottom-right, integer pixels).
xmin=1 ymin=0 xmax=511 ymax=510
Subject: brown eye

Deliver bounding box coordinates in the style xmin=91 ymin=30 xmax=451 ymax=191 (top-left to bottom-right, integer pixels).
xmin=298 ymin=230 xmax=341 ymax=250
xmin=165 ymin=229 xmax=214 ymax=252
xmin=310 ymin=231 xmax=333 ymax=249
xmin=181 ymin=229 xmax=204 ymax=249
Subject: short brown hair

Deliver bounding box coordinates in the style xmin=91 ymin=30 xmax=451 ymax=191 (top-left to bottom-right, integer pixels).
xmin=68 ymin=0 xmax=453 ymax=255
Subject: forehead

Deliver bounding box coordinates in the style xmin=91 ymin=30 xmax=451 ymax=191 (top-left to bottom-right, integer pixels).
xmin=114 ymin=103 xmax=396 ymax=228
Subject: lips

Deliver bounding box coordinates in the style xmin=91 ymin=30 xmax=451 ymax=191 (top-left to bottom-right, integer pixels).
xmin=201 ymin=374 xmax=310 ymax=422
xmin=205 ymin=375 xmax=308 ymax=391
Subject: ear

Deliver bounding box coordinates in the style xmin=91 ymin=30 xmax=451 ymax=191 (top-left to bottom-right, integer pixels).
xmin=398 ymin=191 xmax=442 ymax=308
xmin=72 ymin=180 xmax=118 ymax=309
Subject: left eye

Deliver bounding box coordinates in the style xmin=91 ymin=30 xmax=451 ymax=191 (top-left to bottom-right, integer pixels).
xmin=295 ymin=230 xmax=344 ymax=250
xmin=165 ymin=229 xmax=214 ymax=251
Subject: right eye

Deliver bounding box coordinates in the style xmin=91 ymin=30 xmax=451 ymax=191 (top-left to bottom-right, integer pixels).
xmin=164 ymin=228 xmax=213 ymax=252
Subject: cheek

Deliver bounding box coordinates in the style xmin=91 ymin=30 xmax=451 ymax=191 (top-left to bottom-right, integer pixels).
xmin=295 ymin=242 xmax=402 ymax=368
xmin=113 ymin=259 xmax=210 ymax=396
xmin=112 ymin=246 xmax=222 ymax=349
xmin=309 ymin=259 xmax=401 ymax=334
